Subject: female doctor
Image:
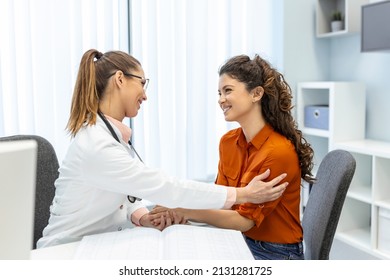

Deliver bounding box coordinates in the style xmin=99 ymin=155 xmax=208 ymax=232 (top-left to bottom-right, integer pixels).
xmin=36 ymin=49 xmax=288 ymax=248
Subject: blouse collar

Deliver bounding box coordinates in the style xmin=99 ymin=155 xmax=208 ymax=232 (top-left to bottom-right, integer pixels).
xmin=104 ymin=115 xmax=132 ymax=143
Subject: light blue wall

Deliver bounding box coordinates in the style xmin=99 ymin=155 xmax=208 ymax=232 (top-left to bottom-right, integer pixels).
xmin=283 ymin=0 xmax=390 ymax=142
xmin=282 ymin=0 xmax=330 ymax=115
xmin=330 ymin=35 xmax=390 ymax=141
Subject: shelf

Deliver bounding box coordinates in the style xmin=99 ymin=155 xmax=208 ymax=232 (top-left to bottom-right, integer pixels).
xmin=337 ymin=230 xmax=390 ymax=259
xmin=334 ymin=139 xmax=390 ymax=158
xmin=336 ymin=198 xmax=371 ymax=251
xmin=302 ymin=127 xmax=329 ymax=137
xmin=375 ymin=199 xmax=390 ymax=210
xmin=316 ymin=0 xmax=369 ymax=38
xmin=317 ymin=29 xmax=348 ymax=38
xmin=336 ymin=227 xmax=371 ymax=251
xmin=372 ymin=249 xmax=390 ymax=260
xmin=347 ymin=183 xmax=371 ymax=204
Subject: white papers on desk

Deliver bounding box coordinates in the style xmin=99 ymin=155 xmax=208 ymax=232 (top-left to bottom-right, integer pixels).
xmin=74 ymin=224 xmax=254 ymax=260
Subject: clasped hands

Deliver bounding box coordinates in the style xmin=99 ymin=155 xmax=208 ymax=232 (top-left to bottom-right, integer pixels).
xmin=139 ymin=206 xmax=187 ymax=230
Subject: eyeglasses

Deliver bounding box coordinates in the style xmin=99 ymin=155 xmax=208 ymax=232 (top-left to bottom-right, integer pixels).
xmin=106 ymin=71 xmax=149 ymax=91
xmin=123 ymin=73 xmax=149 ymax=91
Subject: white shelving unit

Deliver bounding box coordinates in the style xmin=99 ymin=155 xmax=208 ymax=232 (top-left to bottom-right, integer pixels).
xmin=297 ymin=81 xmax=365 ymax=171
xmin=334 ymin=140 xmax=390 ymax=259
xmin=297 ymin=81 xmax=365 ymax=215
xmin=298 ymin=81 xmax=390 ymax=259
xmin=316 ymin=0 xmax=368 ymax=38
xmin=296 ymin=81 xmax=390 ymax=259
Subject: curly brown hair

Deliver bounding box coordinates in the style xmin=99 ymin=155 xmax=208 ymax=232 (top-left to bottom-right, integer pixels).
xmin=219 ymin=54 xmax=315 ymax=184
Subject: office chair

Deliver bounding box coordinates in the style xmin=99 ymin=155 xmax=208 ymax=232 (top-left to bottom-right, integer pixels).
xmin=302 ymin=149 xmax=356 ymax=260
xmin=0 ymin=135 xmax=59 ymax=249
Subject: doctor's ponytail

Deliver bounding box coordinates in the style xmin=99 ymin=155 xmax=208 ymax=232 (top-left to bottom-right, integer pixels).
xmin=67 ymin=49 xmax=101 ymax=136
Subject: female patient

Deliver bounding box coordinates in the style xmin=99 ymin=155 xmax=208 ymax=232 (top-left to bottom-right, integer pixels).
xmin=153 ymin=54 xmax=314 ymax=260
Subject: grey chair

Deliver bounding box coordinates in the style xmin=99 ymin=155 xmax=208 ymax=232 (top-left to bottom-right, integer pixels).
xmin=302 ymin=149 xmax=356 ymax=260
xmin=0 ymin=135 xmax=59 ymax=249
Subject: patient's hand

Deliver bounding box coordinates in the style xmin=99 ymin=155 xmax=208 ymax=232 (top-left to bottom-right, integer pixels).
xmin=150 ymin=206 xmax=188 ymax=226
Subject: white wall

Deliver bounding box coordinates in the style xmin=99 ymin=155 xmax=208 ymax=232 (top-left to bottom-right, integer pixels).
xmin=330 ymin=35 xmax=390 ymax=141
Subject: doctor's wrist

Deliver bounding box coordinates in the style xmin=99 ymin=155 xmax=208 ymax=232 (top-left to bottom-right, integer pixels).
xmin=235 ymin=188 xmax=248 ymax=205
xmin=131 ymin=207 xmax=149 ymax=226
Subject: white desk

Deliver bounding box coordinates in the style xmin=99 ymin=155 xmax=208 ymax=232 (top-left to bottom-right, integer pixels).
xmin=31 ymin=242 xmax=80 ymax=260
xmin=30 ymin=225 xmax=254 ymax=260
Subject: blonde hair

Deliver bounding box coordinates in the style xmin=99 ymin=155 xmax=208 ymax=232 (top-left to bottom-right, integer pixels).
xmin=66 ymin=49 xmax=141 ymax=136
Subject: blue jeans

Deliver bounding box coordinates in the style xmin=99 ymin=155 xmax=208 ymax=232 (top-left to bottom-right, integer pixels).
xmin=244 ymin=236 xmax=304 ymax=260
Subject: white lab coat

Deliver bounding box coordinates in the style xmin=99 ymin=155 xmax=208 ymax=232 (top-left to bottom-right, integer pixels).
xmin=37 ymin=117 xmax=229 ymax=248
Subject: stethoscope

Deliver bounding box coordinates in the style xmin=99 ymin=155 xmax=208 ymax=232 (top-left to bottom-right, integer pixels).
xmin=98 ymin=111 xmax=142 ymax=203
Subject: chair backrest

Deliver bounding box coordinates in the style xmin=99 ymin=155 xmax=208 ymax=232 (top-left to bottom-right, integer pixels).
xmin=0 ymin=135 xmax=59 ymax=249
xmin=302 ymin=149 xmax=356 ymax=260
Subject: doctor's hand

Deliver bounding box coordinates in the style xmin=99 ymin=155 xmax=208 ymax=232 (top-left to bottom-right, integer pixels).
xmin=139 ymin=212 xmax=174 ymax=231
xmin=235 ymin=169 xmax=288 ymax=205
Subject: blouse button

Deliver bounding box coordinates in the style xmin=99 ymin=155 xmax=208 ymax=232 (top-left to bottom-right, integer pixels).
xmin=119 ymin=204 xmax=123 ymax=209
xmin=118 ymin=227 xmax=122 ymax=231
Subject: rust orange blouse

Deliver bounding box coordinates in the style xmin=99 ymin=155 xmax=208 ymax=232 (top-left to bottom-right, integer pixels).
xmin=215 ymin=124 xmax=303 ymax=244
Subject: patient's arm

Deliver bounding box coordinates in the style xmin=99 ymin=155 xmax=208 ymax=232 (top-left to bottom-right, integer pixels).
xmin=150 ymin=206 xmax=254 ymax=232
